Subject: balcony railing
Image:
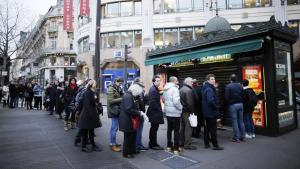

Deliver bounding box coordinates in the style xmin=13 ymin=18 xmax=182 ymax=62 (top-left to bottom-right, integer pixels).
xmin=47 ymin=26 xmax=58 ymax=33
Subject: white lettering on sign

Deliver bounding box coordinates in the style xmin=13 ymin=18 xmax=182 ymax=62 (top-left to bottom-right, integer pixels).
xmin=279 ymin=111 xmax=294 ymax=128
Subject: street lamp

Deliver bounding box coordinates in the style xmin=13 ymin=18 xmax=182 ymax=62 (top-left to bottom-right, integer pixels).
xmin=95 ymin=0 xmax=101 ymax=92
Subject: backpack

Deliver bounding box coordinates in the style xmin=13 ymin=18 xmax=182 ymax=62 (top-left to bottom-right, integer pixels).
xmin=246 ymin=88 xmax=258 ymax=108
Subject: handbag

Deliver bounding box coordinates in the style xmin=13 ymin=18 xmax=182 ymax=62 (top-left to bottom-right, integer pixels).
xmin=97 ymin=102 xmax=103 ymax=115
xmin=131 ymin=116 xmax=140 ymax=131
xmin=188 ymin=113 xmax=198 ymax=127
xmin=110 ymin=104 xmax=120 ymax=116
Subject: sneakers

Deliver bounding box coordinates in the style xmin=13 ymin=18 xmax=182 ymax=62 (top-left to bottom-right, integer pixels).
xmin=111 ymin=145 xmax=121 ymax=152
xmin=166 ymin=147 xmax=172 ymax=152
xmin=245 ymin=134 xmax=252 ymax=139
xmin=251 ymin=134 xmax=256 ymax=138
xmin=173 ymin=150 xmax=180 ymax=155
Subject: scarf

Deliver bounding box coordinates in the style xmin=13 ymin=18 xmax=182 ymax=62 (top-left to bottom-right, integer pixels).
xmin=69 ymin=83 xmax=77 ymax=90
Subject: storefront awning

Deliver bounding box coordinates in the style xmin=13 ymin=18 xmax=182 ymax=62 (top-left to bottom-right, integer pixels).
xmin=145 ymin=38 xmax=263 ymax=66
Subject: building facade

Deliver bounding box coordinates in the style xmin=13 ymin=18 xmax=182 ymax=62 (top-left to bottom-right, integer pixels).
xmin=96 ymin=0 xmax=300 ymax=92
xmin=13 ymin=0 xmax=76 ymax=86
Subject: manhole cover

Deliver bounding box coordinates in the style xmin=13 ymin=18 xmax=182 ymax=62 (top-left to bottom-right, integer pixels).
xmin=148 ymin=151 xmax=199 ymax=169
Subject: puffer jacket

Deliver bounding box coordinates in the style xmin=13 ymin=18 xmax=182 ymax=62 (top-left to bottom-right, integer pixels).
xmin=163 ymin=83 xmax=182 ymax=117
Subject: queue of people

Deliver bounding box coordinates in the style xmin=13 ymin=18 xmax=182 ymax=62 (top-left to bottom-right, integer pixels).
xmin=0 ymin=73 xmax=258 ymax=158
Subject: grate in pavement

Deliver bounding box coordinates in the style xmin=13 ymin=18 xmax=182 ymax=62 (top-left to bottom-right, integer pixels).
xmin=148 ymin=151 xmax=199 ymax=169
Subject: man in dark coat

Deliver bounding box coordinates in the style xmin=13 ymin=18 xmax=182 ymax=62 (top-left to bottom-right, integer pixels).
xmin=146 ymin=75 xmax=164 ymax=150
xmin=45 ymin=82 xmax=57 ymax=115
xmin=119 ymin=83 xmax=146 ymax=158
xmin=179 ymin=77 xmax=197 ymax=150
xmin=202 ymin=74 xmax=224 ymax=150
xmin=77 ymin=80 xmax=101 ymax=152
xmin=9 ymin=82 xmax=16 ymax=108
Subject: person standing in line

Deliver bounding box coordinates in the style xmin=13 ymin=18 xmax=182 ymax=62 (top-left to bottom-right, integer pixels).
xmin=77 ymin=79 xmax=102 ymax=152
xmin=63 ymin=78 xmax=78 ymax=130
xmin=179 ymin=77 xmax=197 ymax=150
xmin=119 ymin=83 xmax=148 ymax=158
xmin=225 ymin=74 xmax=245 ymax=142
xmin=9 ymin=82 xmax=16 ymax=108
xmin=147 ymin=75 xmax=164 ymax=150
xmin=14 ymin=84 xmax=20 ymax=108
xmin=202 ymin=74 xmax=224 ymax=150
xmin=106 ymin=78 xmax=123 ymax=152
xmin=25 ymin=83 xmax=34 ymax=110
xmin=0 ymin=85 xmax=3 ymax=103
xmin=242 ymin=80 xmax=258 ymax=139
xmin=133 ymin=78 xmax=148 ymax=151
xmin=2 ymin=83 xmax=9 ymax=107
xmin=19 ymin=84 xmax=25 ymax=108
xmin=56 ymin=81 xmax=65 ymax=119
xmin=45 ymin=82 xmax=57 ymax=115
xmin=33 ymin=83 xmax=43 ymax=110
xmin=192 ymin=80 xmax=203 ymax=138
xmin=163 ymin=76 xmax=182 ymax=155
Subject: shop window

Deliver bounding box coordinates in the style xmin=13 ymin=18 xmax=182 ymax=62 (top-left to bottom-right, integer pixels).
xmin=194 ymin=27 xmax=204 ymax=40
xmin=165 ymin=28 xmax=178 ymax=46
xmin=101 ymin=5 xmax=106 ymax=18
xmin=260 ymin=0 xmax=271 ymax=7
xmin=101 ymin=34 xmax=108 ymax=48
xmin=164 ymin=0 xmax=176 ymax=13
xmin=134 ymin=1 xmax=142 ymax=16
xmin=49 ymin=37 xmax=57 ymax=50
xmin=274 ymin=41 xmax=293 ymax=108
xmin=70 ymin=57 xmax=76 ymax=66
xmin=194 ymin=0 xmax=204 ymax=11
xmin=121 ymin=31 xmax=133 ymax=47
xmin=228 ymin=0 xmax=243 ymax=8
xmin=108 ymin=32 xmax=120 ymax=48
xmin=287 ymin=0 xmax=299 ymax=5
xmin=154 ymin=0 xmax=162 ymax=14
xmin=50 ymin=57 xmax=56 ymax=66
xmin=178 ymin=0 xmax=192 ymax=12
xmin=134 ymin=30 xmax=142 ymax=47
xmin=107 ymin=2 xmax=119 ymax=18
xmin=244 ymin=0 xmax=258 ymax=8
xmin=64 ymin=57 xmax=69 ymax=66
xmin=217 ymin=0 xmax=227 ymax=9
xmin=154 ymin=29 xmax=164 ymax=46
xmin=179 ymin=27 xmax=193 ymax=43
xmin=121 ymin=1 xmax=133 ymax=17
xmin=79 ymin=37 xmax=89 ymax=53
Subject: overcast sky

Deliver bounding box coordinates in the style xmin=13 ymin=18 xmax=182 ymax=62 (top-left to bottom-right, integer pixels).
xmin=13 ymin=0 xmax=57 ymax=30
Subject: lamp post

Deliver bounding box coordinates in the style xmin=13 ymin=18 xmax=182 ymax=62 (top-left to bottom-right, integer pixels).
xmin=95 ymin=0 xmax=101 ymax=91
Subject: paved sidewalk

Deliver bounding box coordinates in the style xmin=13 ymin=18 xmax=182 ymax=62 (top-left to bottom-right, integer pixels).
xmin=0 ymin=106 xmax=300 ymax=169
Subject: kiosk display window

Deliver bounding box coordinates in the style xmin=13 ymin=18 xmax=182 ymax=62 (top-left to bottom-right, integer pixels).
xmin=242 ymin=65 xmax=265 ymax=128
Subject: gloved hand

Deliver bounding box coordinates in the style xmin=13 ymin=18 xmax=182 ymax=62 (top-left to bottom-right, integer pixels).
xmin=140 ymin=111 xmax=149 ymax=122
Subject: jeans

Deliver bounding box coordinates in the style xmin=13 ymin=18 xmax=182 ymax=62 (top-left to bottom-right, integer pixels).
xmin=229 ymin=103 xmax=245 ymax=140
xmin=244 ymin=113 xmax=255 ymax=135
xmin=136 ymin=116 xmax=144 ymax=148
xmin=14 ymin=97 xmax=19 ymax=108
xmin=110 ymin=117 xmax=119 ymax=145
xmin=167 ymin=117 xmax=180 ymax=150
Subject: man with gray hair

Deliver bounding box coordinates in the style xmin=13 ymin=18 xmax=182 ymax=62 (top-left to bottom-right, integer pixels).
xmin=179 ymin=77 xmax=197 ymax=150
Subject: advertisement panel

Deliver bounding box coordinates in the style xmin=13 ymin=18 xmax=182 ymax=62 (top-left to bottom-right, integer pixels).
xmin=80 ymin=0 xmax=90 ymax=16
xmin=242 ymin=65 xmax=265 ymax=128
xmin=63 ymin=0 xmax=73 ymax=31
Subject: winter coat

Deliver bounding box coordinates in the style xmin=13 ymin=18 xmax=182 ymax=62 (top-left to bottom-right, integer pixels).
xmin=225 ymin=82 xmax=244 ymax=105
xmin=179 ymin=84 xmax=196 ymax=114
xmin=9 ymin=84 xmax=17 ymax=97
xmin=163 ymin=83 xmax=182 ymax=117
xmin=202 ymin=82 xmax=219 ymax=118
xmin=2 ymin=85 xmax=9 ymax=101
xmin=55 ymin=85 xmax=65 ymax=114
xmin=25 ymin=86 xmax=34 ymax=99
xmin=77 ymin=89 xmax=101 ymax=129
xmin=106 ymin=85 xmax=123 ymax=118
xmin=75 ymin=85 xmax=86 ymax=108
xmin=119 ymin=91 xmax=141 ymax=133
xmin=45 ymin=85 xmax=57 ymax=100
xmin=33 ymin=85 xmax=43 ymax=97
xmin=63 ymin=85 xmax=78 ymax=106
xmin=134 ymin=92 xmax=146 ymax=112
xmin=146 ymin=85 xmax=164 ymax=124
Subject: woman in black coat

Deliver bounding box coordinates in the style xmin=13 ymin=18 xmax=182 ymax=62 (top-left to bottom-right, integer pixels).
xmin=56 ymin=82 xmax=65 ymax=119
xmin=119 ymin=83 xmax=147 ymax=158
xmin=25 ymin=83 xmax=34 ymax=110
xmin=77 ymin=80 xmax=101 ymax=152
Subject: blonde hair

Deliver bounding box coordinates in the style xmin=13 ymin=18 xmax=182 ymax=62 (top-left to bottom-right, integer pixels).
xmin=86 ymin=79 xmax=96 ymax=91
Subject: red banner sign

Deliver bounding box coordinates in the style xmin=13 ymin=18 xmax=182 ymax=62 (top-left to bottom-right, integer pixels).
xmin=63 ymin=0 xmax=73 ymax=31
xmin=80 ymin=0 xmax=90 ymax=17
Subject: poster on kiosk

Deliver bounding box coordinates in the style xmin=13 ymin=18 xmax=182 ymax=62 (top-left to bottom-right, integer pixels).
xmin=242 ymin=65 xmax=265 ymax=128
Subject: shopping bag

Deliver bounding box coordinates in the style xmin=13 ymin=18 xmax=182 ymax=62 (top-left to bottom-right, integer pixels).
xmin=188 ymin=113 xmax=198 ymax=127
